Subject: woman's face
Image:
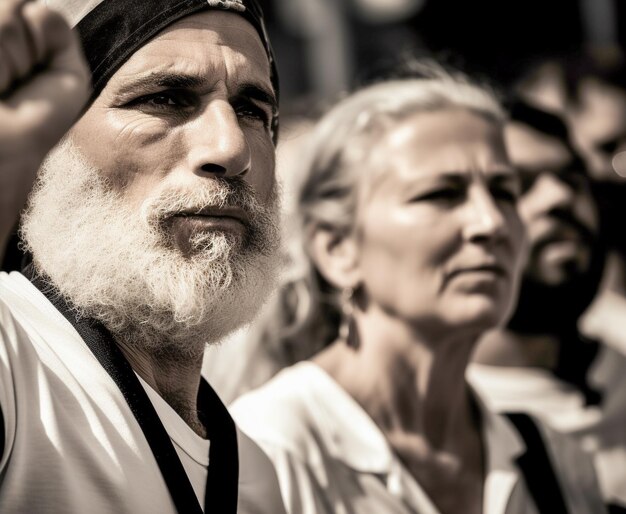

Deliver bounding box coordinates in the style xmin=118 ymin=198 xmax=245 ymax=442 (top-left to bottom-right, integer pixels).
xmin=354 ymin=109 xmax=526 ymax=337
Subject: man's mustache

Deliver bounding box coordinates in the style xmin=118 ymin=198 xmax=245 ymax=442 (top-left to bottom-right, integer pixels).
xmin=534 ymin=208 xmax=596 ymax=250
xmin=143 ymin=176 xmax=261 ymax=225
xmin=139 ymin=176 xmax=279 ymax=256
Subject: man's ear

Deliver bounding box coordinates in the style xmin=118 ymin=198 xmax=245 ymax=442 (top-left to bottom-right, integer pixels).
xmin=308 ymin=225 xmax=361 ymax=290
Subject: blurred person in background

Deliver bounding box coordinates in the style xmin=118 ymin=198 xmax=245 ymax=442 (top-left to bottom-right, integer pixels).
xmin=0 ymin=0 xmax=287 ymax=512
xmin=566 ymin=55 xmax=626 ymax=320
xmin=517 ymin=53 xmax=626 ymax=312
xmin=469 ymin=100 xmax=626 ymax=512
xmin=231 ymin=68 xmax=606 ymax=514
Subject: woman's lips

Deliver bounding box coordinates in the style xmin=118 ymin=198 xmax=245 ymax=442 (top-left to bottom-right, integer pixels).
xmin=448 ymin=264 xmax=507 ymax=279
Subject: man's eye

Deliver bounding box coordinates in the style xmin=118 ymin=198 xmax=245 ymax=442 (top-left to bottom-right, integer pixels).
xmin=128 ymin=91 xmax=197 ymax=111
xmin=562 ymin=170 xmax=587 ymax=190
xmin=147 ymin=94 xmax=178 ymax=107
xmin=598 ymin=139 xmax=619 ymax=155
xmin=491 ymin=186 xmax=519 ymax=203
xmin=519 ymin=171 xmax=536 ymax=193
xmin=234 ymin=101 xmax=270 ymax=128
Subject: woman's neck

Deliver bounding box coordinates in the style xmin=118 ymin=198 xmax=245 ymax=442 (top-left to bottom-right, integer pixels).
xmin=314 ymin=307 xmax=486 ymax=513
xmin=313 ymin=306 xmax=480 ymax=453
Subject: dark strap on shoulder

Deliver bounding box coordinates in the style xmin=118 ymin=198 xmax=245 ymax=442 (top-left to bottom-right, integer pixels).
xmin=199 ymin=378 xmax=239 ymax=509
xmin=26 ymin=269 xmax=238 ymax=514
xmin=506 ymin=412 xmax=569 ymax=514
xmin=0 ymin=405 xmax=4 ymax=463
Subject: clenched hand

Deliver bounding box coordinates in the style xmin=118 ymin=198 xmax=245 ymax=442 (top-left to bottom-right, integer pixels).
xmin=0 ymin=0 xmax=90 ymax=257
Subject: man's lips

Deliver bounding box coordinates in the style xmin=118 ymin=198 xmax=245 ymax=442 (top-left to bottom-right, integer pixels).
xmin=534 ymin=227 xmax=590 ymax=255
xmin=166 ymin=207 xmax=250 ymax=238
xmin=540 ymin=224 xmax=584 ymax=242
xmin=172 ymin=207 xmax=249 ymax=226
xmin=175 ymin=206 xmax=249 ymax=224
xmin=532 ymin=213 xmax=596 ymax=249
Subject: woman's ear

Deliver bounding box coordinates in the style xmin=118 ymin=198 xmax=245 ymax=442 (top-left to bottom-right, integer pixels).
xmin=308 ymin=226 xmax=361 ymax=290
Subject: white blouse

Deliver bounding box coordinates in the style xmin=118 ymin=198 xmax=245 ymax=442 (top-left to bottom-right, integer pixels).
xmin=232 ymin=362 xmax=605 ymax=514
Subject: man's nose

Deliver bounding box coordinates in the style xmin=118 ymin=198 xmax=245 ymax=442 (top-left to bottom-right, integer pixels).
xmin=534 ymin=173 xmax=576 ymax=212
xmin=462 ymin=186 xmax=507 ymax=243
xmin=186 ymin=101 xmax=251 ymax=178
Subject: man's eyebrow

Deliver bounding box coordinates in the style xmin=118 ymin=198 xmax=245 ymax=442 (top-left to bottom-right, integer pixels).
xmin=489 ymin=172 xmax=520 ymax=184
xmin=420 ymin=169 xmax=515 ymax=181
xmin=234 ymin=84 xmax=278 ymax=115
xmin=114 ymin=72 xmax=205 ymax=97
xmin=113 ymin=74 xmax=277 ymax=112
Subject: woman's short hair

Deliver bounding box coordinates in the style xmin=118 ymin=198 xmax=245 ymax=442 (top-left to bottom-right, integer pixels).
xmin=253 ymin=62 xmax=508 ymax=363
xmin=298 ymin=62 xmax=506 ymax=235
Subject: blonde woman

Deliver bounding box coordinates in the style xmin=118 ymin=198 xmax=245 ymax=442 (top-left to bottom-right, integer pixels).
xmin=232 ymin=70 xmax=605 ymax=514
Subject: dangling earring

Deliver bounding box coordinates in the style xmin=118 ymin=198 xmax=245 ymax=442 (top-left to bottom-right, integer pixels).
xmin=338 ymin=287 xmax=359 ymax=348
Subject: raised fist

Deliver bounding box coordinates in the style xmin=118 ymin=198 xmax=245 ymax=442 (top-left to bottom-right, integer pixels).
xmin=0 ymin=0 xmax=90 ymax=253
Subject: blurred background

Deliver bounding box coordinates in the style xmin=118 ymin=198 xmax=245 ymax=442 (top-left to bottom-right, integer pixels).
xmin=261 ymin=0 xmax=624 ymax=106
xmin=201 ymin=0 xmax=626 ymax=404
xmin=5 ymin=0 xmax=625 ymax=271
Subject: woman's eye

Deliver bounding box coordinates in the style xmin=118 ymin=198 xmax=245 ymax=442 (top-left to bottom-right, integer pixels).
xmin=411 ymin=189 xmax=464 ymax=203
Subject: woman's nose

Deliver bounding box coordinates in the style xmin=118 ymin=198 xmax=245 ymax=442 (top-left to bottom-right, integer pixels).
xmin=462 ymin=186 xmax=507 ymax=243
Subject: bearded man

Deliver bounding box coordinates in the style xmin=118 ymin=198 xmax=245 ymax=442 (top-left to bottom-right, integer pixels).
xmin=469 ymin=101 xmax=626 ymax=512
xmin=0 ymin=0 xmax=286 ymax=512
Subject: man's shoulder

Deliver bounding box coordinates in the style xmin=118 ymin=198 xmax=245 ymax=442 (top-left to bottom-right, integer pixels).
xmin=532 ymin=417 xmax=608 ymax=510
xmin=1 ymin=271 xmax=43 ymax=315
xmin=0 ymin=272 xmax=34 ymax=333
xmin=0 ymin=271 xmax=66 ymax=338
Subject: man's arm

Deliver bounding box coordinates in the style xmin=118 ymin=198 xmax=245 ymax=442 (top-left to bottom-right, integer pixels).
xmin=0 ymin=0 xmax=90 ymax=260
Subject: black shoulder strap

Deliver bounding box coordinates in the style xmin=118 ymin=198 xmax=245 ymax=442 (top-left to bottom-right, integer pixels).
xmin=199 ymin=378 xmax=239 ymax=510
xmin=506 ymin=412 xmax=569 ymax=514
xmin=0 ymin=405 xmax=4 ymax=464
xmin=27 ymin=269 xmax=238 ymax=514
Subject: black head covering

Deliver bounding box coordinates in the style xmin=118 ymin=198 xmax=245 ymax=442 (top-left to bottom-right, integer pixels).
xmin=46 ymin=0 xmax=279 ymax=141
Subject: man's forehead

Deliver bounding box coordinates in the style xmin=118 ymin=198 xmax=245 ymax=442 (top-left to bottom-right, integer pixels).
xmin=43 ymin=0 xmax=278 ymax=101
xmin=105 ymin=12 xmax=273 ymax=101
xmin=504 ymin=121 xmax=572 ymax=156
xmin=506 ymin=123 xmax=572 ymax=164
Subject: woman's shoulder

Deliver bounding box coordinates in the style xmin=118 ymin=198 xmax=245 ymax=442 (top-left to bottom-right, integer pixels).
xmin=230 ymin=362 xmax=331 ymax=458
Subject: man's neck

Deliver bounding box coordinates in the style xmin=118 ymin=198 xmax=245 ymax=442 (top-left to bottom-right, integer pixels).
xmin=116 ymin=336 xmax=207 ymax=438
xmin=472 ymin=328 xmax=560 ymax=370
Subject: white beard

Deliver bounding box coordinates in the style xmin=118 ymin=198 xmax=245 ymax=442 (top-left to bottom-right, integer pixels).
xmin=20 ymin=139 xmax=281 ymax=358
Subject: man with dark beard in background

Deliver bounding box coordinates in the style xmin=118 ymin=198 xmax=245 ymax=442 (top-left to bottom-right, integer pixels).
xmin=470 ymin=100 xmax=626 ymax=512
xmin=0 ymin=0 xmax=286 ymax=513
